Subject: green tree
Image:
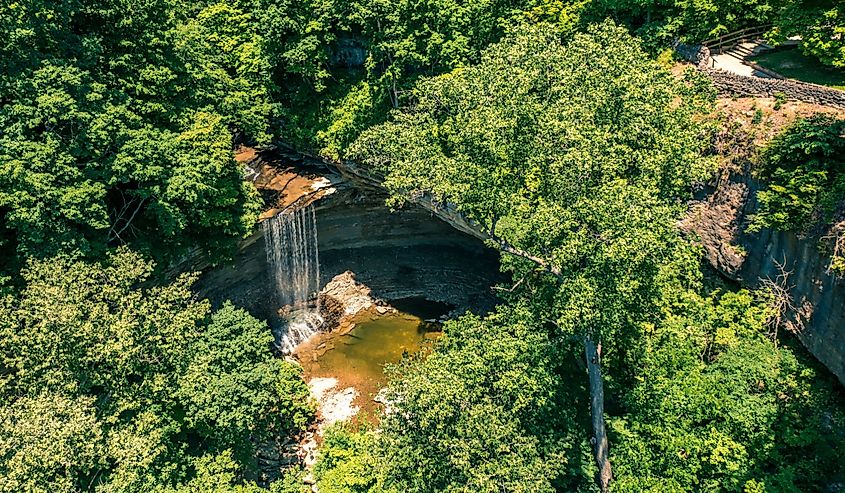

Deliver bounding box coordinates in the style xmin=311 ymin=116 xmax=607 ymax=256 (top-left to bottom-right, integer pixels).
xmin=351 ymin=0 xmax=529 ymax=107
xmin=174 ymin=3 xmax=276 ymax=142
xmin=314 ymin=306 xmax=586 ymax=493
xmin=611 ymin=289 xmax=845 ymax=492
xmin=0 ymin=394 xmax=105 ymax=493
xmin=0 ymin=0 xmax=266 ymax=271
xmin=378 ymin=307 xmax=573 ymax=492
xmin=351 ymin=20 xmax=714 ymax=490
xmin=0 ymin=249 xmax=312 ymax=491
xmin=0 ymin=248 xmax=207 ymax=489
xmin=750 ymin=115 xmax=845 ymax=233
xmin=313 ymin=425 xmax=385 ymax=493
xmin=245 ymin=0 xmax=538 ymax=156
xmin=590 ymin=0 xmax=775 ymax=45
xmin=772 ymin=0 xmax=845 ymax=68
xmin=0 ymin=248 xmax=206 ymax=399
xmin=164 ymin=452 xmax=263 ymax=493
xmin=180 ymin=302 xmax=313 ymax=459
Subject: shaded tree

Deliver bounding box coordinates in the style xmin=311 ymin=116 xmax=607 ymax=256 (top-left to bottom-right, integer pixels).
xmin=771 ymin=0 xmax=845 ymax=68
xmin=180 ymin=303 xmax=314 ymax=460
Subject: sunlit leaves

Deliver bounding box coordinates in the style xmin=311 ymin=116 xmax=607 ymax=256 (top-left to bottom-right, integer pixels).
xmin=179 ymin=303 xmax=313 ymax=457
xmin=0 ymin=250 xmax=312 ymax=491
xmin=750 ymin=115 xmax=845 ymax=232
xmin=353 ymin=20 xmax=715 ymax=342
xmin=0 ymin=394 xmax=105 ymax=493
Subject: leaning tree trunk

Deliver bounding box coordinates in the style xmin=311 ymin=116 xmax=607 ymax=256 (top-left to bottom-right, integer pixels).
xmin=585 ymin=335 xmax=612 ymax=493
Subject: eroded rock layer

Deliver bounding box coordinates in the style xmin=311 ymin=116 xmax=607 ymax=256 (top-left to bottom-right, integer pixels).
xmin=195 ymin=159 xmax=502 ymax=337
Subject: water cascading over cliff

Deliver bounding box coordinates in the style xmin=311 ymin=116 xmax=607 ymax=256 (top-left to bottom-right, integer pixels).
xmin=263 ymin=204 xmax=323 ymax=353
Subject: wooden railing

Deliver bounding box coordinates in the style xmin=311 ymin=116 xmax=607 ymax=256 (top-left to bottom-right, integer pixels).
xmin=702 ymin=25 xmax=772 ymax=54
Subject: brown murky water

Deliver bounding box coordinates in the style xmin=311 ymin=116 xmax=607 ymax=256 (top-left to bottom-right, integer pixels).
xmin=295 ymin=309 xmax=441 ymax=419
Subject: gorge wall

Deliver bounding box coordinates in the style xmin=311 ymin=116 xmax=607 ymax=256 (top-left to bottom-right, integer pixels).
xmin=195 ymin=145 xmax=845 ymax=385
xmin=685 ymin=173 xmax=845 ymax=385
xmin=195 ymin=177 xmax=503 ymax=333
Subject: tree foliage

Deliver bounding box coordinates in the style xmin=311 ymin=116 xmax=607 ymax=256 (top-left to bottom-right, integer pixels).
xmin=348 ymin=21 xmax=716 ymax=491
xmin=770 ymin=0 xmax=845 ymax=69
xmin=612 ymin=289 xmax=845 ymax=492
xmin=314 ymin=305 xmax=587 ymax=493
xmin=0 ymin=249 xmax=313 ymax=492
xmin=377 ymin=307 xmax=576 ymax=492
xmin=310 ymin=19 xmax=845 ymax=493
xmin=0 ymin=0 xmax=267 ymax=272
xmin=750 ymin=115 xmax=845 ymax=233
xmin=237 ymin=0 xmax=537 ymax=156
xmin=352 ymin=20 xmax=714 ymax=347
xmin=180 ymin=303 xmax=314 ymax=459
xmin=2 ymin=2 xmax=845 ymax=492
xmin=0 ymin=394 xmax=105 ymax=493
xmin=314 ymin=286 xmax=845 ymax=492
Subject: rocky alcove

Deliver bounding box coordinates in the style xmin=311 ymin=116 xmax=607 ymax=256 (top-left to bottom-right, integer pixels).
xmin=195 ymin=146 xmax=504 ymax=344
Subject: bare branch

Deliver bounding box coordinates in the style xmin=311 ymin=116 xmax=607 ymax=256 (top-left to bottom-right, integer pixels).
xmin=823 ymin=220 xmax=845 ymax=277
xmin=491 ymin=236 xmax=563 ymax=278
xmin=759 ymin=256 xmax=799 ymax=345
xmin=109 ymin=196 xmax=146 ymax=243
xmin=491 ymin=275 xmax=527 ymax=293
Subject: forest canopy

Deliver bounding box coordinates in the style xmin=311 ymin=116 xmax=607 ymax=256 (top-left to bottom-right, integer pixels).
xmin=0 ymin=0 xmax=269 ymax=270
xmin=0 ymin=249 xmax=313 ymax=492
xmin=340 ymin=21 xmax=845 ymax=492
xmin=1 ymin=0 xmax=844 ymax=492
xmin=1 ymin=0 xmax=842 ymax=271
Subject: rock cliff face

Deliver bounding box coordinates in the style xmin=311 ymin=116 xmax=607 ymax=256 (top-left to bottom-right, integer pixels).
xmin=195 ymin=166 xmax=503 ymax=332
xmin=740 ymin=228 xmax=845 ymax=384
xmin=195 ymin=146 xmax=845 ymax=385
xmin=685 ymin=173 xmax=845 ymax=385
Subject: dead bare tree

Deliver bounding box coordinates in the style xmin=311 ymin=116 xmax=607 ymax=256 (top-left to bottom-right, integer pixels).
xmin=108 ymin=190 xmax=146 ymax=244
xmin=759 ymin=257 xmax=798 ymax=346
xmin=585 ymin=335 xmax=612 ymax=493
xmin=823 ymin=220 xmax=845 ymax=277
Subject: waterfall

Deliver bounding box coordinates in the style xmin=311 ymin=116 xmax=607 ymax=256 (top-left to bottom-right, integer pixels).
xmin=263 ymin=204 xmax=323 ymax=353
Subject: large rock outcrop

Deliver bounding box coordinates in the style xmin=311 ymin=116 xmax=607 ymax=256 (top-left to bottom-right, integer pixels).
xmin=191 ymin=146 xmax=845 ymax=386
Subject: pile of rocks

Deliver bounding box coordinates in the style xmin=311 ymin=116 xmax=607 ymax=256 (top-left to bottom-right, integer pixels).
xmin=318 ymin=271 xmax=397 ymax=332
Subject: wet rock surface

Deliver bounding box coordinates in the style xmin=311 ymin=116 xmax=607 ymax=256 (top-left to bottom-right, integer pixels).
xmin=309 ymin=377 xmax=360 ymax=426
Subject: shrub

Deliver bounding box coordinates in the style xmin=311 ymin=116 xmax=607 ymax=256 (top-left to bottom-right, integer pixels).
xmin=749 ymin=115 xmax=845 ymax=232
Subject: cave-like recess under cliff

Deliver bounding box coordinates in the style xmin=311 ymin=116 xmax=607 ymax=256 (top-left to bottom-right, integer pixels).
xmin=194 ymin=153 xmax=504 ymax=333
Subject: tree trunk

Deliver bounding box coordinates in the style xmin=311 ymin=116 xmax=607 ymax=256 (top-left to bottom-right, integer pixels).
xmin=585 ymin=335 xmax=612 ymax=493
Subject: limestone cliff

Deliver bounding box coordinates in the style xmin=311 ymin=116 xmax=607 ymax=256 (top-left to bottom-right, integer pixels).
xmin=190 ymin=141 xmax=845 ymax=386
xmin=684 ymin=171 xmax=845 ymax=385
xmin=194 ymin=148 xmax=503 ymax=337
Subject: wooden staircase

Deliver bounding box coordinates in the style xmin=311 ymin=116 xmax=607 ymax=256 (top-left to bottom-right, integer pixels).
xmin=702 ymin=26 xmax=781 ymax=77
xmin=703 ymin=25 xmax=772 ymax=54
